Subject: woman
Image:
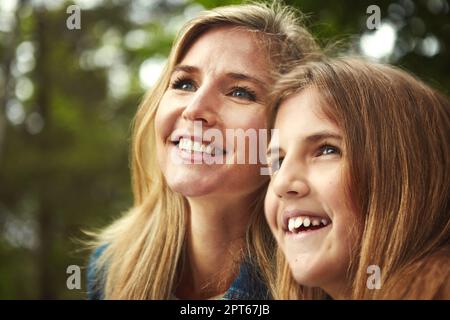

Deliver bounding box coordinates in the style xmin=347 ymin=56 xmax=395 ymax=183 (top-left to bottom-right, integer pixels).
xmin=87 ymin=2 xmax=320 ymax=299
xmin=265 ymin=57 xmax=449 ymax=299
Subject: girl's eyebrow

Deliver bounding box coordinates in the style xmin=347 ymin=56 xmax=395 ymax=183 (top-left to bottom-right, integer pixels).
xmin=305 ymin=131 xmax=342 ymax=143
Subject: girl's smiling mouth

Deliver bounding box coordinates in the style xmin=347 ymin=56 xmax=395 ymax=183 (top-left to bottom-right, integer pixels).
xmin=281 ymin=210 xmax=332 ymax=236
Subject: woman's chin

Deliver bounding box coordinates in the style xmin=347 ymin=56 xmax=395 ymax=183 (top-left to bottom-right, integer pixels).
xmin=167 ymin=179 xmax=219 ymax=198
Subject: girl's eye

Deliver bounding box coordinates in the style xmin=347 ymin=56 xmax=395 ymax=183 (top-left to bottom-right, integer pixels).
xmin=229 ymin=86 xmax=257 ymax=101
xmin=171 ymin=77 xmax=197 ymax=92
xmin=317 ymin=144 xmax=341 ymax=157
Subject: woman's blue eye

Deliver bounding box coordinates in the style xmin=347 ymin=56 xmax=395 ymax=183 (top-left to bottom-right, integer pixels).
xmin=172 ymin=78 xmax=196 ymax=92
xmin=229 ymin=87 xmax=257 ymax=101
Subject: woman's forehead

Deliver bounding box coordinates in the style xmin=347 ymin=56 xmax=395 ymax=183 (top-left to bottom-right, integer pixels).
xmin=178 ymin=27 xmax=270 ymax=75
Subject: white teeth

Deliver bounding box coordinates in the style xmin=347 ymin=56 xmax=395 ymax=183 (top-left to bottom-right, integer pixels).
xmin=303 ymin=218 xmax=311 ymax=227
xmin=288 ymin=219 xmax=295 ymax=232
xmin=294 ymin=217 xmax=303 ymax=228
xmin=287 ymin=216 xmax=331 ymax=233
xmin=178 ymin=138 xmax=214 ymax=155
xmin=193 ymin=141 xmax=201 ymax=152
xmin=186 ymin=139 xmax=193 ymax=151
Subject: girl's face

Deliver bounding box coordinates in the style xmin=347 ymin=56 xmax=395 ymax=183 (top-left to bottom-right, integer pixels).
xmin=155 ymin=27 xmax=271 ymax=200
xmin=265 ymin=88 xmax=359 ymax=297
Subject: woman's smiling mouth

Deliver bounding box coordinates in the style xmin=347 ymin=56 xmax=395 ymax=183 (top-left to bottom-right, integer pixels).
xmin=168 ymin=132 xmax=228 ymax=165
xmin=174 ymin=137 xmax=225 ymax=156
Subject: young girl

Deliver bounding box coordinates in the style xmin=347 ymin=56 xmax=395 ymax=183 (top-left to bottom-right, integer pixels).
xmin=86 ymin=2 xmax=320 ymax=299
xmin=265 ymin=57 xmax=449 ymax=299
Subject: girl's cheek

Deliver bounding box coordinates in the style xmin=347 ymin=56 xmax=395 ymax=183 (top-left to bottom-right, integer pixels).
xmin=264 ymin=186 xmax=279 ymax=231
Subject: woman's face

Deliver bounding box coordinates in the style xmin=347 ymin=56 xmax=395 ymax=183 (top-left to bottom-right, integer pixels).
xmin=264 ymin=88 xmax=359 ymax=297
xmin=155 ymin=27 xmax=271 ymax=200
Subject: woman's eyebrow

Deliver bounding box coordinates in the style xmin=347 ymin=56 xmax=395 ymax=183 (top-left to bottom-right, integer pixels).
xmin=172 ymin=65 xmax=265 ymax=87
xmin=226 ymin=72 xmax=266 ymax=88
xmin=172 ymin=64 xmax=199 ymax=74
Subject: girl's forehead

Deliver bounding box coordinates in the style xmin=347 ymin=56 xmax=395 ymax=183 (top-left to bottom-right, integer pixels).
xmin=275 ymin=89 xmax=321 ymax=124
xmin=273 ymin=90 xmax=343 ymax=143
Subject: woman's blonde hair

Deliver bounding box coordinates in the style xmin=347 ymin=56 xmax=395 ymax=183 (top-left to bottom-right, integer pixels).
xmin=88 ymin=1 xmax=320 ymax=299
xmin=270 ymin=57 xmax=450 ymax=299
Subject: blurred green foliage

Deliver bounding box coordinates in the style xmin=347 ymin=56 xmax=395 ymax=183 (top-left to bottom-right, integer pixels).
xmin=0 ymin=0 xmax=448 ymax=299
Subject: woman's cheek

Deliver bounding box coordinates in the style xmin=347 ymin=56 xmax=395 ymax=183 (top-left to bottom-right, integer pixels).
xmin=154 ymin=103 xmax=170 ymax=140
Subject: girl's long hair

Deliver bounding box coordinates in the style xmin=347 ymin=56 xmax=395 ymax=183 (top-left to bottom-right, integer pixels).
xmin=88 ymin=2 xmax=321 ymax=299
xmin=270 ymin=57 xmax=450 ymax=299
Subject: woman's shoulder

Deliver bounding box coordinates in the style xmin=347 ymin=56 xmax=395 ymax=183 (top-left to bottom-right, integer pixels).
xmin=86 ymin=244 xmax=108 ymax=300
xmin=222 ymin=259 xmax=271 ymax=300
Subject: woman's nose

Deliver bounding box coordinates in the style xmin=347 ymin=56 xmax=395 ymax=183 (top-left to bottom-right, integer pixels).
xmin=271 ymin=161 xmax=310 ymax=199
xmin=181 ymin=85 xmax=218 ymax=127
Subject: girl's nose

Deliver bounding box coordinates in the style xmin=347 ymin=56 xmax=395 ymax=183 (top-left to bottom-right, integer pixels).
xmin=272 ymin=160 xmax=310 ymax=199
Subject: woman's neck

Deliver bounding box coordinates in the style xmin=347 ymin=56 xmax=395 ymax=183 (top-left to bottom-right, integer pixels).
xmin=175 ymin=195 xmax=253 ymax=299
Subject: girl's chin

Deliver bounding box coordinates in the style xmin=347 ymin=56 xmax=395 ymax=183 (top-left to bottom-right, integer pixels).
xmin=290 ymin=270 xmax=324 ymax=288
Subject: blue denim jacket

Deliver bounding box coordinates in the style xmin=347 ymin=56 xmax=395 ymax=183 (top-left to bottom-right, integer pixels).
xmin=87 ymin=245 xmax=270 ymax=300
